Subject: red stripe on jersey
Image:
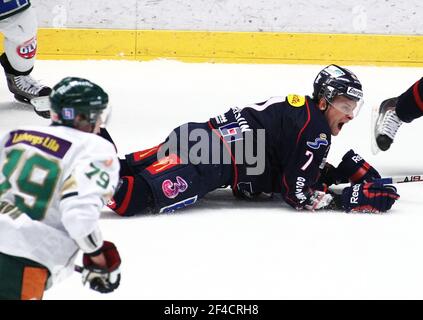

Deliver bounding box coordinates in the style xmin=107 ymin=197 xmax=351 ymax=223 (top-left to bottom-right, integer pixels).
xmin=296 ymin=99 xmax=311 ymax=145
xmin=114 ymin=176 xmax=134 ymax=216
xmin=349 ymin=162 xmax=370 ymax=182
xmin=413 ymin=79 xmax=423 ymax=111
xmin=282 ymin=174 xmax=298 ymax=208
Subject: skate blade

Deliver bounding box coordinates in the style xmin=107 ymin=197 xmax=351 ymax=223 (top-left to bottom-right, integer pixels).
xmin=370 ymin=101 xmax=381 ymax=155
xmin=30 ymin=96 xmax=50 ymax=112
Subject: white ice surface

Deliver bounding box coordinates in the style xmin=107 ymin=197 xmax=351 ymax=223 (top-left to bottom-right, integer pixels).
xmin=0 ymin=60 xmax=422 ymax=299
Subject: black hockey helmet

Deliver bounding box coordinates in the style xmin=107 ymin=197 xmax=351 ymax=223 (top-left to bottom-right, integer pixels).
xmin=313 ymin=64 xmax=363 ymax=103
xmin=49 ymin=77 xmax=108 ymax=128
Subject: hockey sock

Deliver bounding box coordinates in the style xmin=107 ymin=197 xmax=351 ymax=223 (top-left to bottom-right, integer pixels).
xmin=0 ymin=53 xmax=32 ymax=76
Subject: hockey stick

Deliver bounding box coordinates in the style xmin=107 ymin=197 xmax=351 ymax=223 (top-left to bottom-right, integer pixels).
xmin=330 ymin=174 xmax=423 ymax=195
xmin=336 ymin=174 xmax=423 ymax=187
xmin=370 ymin=174 xmax=423 ymax=185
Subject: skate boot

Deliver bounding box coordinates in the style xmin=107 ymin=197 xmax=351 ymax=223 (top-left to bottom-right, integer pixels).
xmin=375 ymin=97 xmax=402 ymax=151
xmin=5 ymin=73 xmax=52 ymax=118
xmin=0 ymin=53 xmax=51 ymax=118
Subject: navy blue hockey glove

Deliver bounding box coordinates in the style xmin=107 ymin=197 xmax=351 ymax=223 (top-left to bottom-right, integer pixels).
xmin=337 ymin=149 xmax=381 ymax=184
xmin=318 ymin=150 xmax=381 ymax=187
xmin=341 ymin=182 xmax=400 ymax=213
xmin=81 ymin=241 xmax=121 ymax=294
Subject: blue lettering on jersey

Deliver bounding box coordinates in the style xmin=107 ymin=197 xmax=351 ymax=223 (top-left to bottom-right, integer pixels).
xmin=0 ymin=0 xmax=30 ymax=18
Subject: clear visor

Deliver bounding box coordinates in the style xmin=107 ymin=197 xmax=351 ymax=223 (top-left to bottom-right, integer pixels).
xmin=326 ymin=95 xmax=364 ymax=118
xmin=89 ymin=110 xmax=103 ymax=124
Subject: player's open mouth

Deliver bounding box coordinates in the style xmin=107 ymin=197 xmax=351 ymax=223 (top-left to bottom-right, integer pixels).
xmin=338 ymin=122 xmax=345 ymax=130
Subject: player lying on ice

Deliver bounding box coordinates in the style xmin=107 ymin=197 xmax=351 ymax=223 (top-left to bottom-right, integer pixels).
xmin=99 ymin=65 xmax=400 ymax=216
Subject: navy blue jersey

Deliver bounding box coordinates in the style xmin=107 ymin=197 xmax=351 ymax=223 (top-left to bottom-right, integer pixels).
xmin=211 ymin=95 xmax=331 ymax=209
xmin=0 ymin=0 xmax=30 ymax=20
xmin=114 ymin=94 xmax=333 ymax=215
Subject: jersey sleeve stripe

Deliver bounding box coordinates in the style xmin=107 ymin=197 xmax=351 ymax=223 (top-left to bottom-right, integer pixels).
xmin=413 ymin=79 xmax=423 ymax=112
xmin=115 ymin=176 xmax=135 ymax=216
xmin=61 ymin=192 xmax=79 ymax=200
xmin=295 ymin=99 xmax=311 ymax=145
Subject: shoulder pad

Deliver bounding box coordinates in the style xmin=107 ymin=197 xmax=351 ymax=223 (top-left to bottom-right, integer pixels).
xmin=286 ymin=94 xmax=306 ymax=108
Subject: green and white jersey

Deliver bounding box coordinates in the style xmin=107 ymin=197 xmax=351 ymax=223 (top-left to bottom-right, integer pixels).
xmin=0 ymin=125 xmax=119 ymax=284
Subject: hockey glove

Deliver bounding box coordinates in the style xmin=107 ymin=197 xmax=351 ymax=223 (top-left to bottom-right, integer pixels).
xmin=319 ymin=151 xmax=381 ymax=187
xmin=337 ymin=149 xmax=381 ymax=184
xmin=317 ymin=162 xmax=341 ymax=186
xmin=81 ymin=241 xmax=121 ymax=294
xmin=341 ymin=182 xmax=400 ymax=213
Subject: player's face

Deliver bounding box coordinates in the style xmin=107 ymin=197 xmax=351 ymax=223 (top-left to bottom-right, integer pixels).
xmin=323 ymin=96 xmax=356 ymax=136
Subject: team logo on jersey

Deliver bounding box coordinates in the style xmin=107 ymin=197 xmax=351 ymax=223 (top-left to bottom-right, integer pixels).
xmin=17 ymin=37 xmax=37 ymax=59
xmin=307 ymin=133 xmax=328 ymax=150
xmin=159 ymin=195 xmax=198 ymax=213
xmin=219 ymin=122 xmax=243 ymax=143
xmin=287 ymin=94 xmax=305 ymax=107
xmin=162 ymin=176 xmax=188 ymax=199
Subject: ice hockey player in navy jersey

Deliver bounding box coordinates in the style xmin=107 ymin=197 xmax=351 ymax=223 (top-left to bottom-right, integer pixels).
xmin=0 ymin=0 xmax=51 ymax=117
xmin=101 ymin=64 xmax=400 ymax=216
xmin=374 ymin=77 xmax=423 ymax=151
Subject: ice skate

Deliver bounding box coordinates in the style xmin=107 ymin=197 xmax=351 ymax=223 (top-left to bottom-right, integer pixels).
xmin=372 ymin=97 xmax=402 ymax=153
xmin=5 ymin=72 xmax=52 ymax=118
